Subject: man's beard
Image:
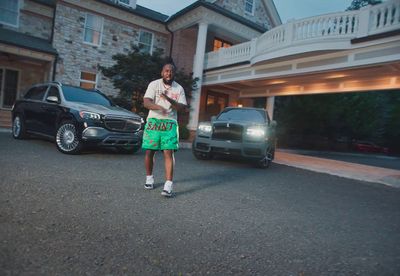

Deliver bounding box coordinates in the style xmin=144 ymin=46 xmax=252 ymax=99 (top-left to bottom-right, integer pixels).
xmin=163 ymin=78 xmax=174 ymax=85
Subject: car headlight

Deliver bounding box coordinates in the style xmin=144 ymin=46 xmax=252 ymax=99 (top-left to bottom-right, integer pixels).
xmin=246 ymin=126 xmax=265 ymax=138
xmin=198 ymin=122 xmax=212 ymax=135
xmin=79 ymin=111 xmax=101 ymax=120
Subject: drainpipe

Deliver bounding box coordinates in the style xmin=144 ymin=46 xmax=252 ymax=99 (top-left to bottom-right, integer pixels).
xmin=165 ymin=23 xmax=174 ymax=59
xmin=50 ymin=3 xmax=57 ymax=81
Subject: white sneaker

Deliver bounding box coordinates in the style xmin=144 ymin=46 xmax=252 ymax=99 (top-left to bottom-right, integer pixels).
xmin=144 ymin=183 xmax=154 ymax=190
xmin=161 ymin=181 xmax=173 ymax=197
xmin=144 ymin=175 xmax=154 ymax=190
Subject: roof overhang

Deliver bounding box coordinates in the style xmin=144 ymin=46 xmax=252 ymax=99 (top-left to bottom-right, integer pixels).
xmin=0 ymin=28 xmax=57 ymax=59
xmin=167 ymin=5 xmax=264 ymax=40
xmin=167 ymin=1 xmax=267 ymax=33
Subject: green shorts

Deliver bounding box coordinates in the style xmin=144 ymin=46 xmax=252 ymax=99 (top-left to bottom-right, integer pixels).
xmin=142 ymin=118 xmax=179 ymax=150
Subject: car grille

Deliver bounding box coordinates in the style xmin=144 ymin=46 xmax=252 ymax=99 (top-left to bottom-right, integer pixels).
xmin=212 ymin=123 xmax=243 ymax=141
xmin=104 ymin=117 xmax=142 ymax=132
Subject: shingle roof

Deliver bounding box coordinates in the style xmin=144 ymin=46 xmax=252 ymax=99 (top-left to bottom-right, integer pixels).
xmin=96 ymin=0 xmax=169 ymax=23
xmin=30 ymin=0 xmax=56 ymax=7
xmin=0 ymin=28 xmax=57 ymax=55
xmin=167 ymin=0 xmax=267 ymax=33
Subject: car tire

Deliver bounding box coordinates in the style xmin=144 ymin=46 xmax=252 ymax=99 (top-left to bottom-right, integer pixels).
xmin=55 ymin=121 xmax=82 ymax=154
xmin=12 ymin=114 xmax=27 ymax=139
xmin=117 ymin=145 xmax=140 ymax=154
xmin=256 ymin=146 xmax=274 ymax=169
xmin=192 ymin=141 xmax=212 ymax=160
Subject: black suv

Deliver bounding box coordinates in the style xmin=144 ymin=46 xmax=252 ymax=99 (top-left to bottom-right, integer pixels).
xmin=12 ymin=82 xmax=144 ymax=154
xmin=192 ymin=107 xmax=277 ymax=168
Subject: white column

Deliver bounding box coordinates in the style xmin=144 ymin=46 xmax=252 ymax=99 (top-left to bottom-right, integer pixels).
xmin=188 ymin=22 xmax=208 ymax=130
xmin=266 ymin=96 xmax=275 ymax=120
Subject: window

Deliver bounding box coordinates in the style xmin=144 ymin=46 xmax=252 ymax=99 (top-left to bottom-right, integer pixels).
xmin=205 ymin=92 xmax=228 ymax=119
xmin=245 ymin=0 xmax=255 ymax=15
xmin=0 ymin=0 xmax=19 ymax=27
xmin=63 ymin=86 xmax=112 ymax=106
xmin=24 ymin=86 xmax=48 ymax=101
xmin=46 ymin=86 xmax=60 ymax=101
xmin=80 ymin=71 xmax=97 ymax=89
xmin=118 ymin=0 xmax=130 ymax=5
xmin=138 ymin=30 xmax=153 ymax=54
xmin=84 ymin=13 xmax=103 ymax=46
xmin=213 ymin=38 xmax=232 ymax=51
xmin=217 ymin=109 xmax=266 ymax=123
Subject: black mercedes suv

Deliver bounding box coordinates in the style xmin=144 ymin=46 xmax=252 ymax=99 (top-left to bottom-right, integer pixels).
xmin=12 ymin=82 xmax=144 ymax=154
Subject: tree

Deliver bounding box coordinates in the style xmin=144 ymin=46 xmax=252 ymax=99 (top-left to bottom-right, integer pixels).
xmin=346 ymin=0 xmax=382 ymax=11
xmin=99 ymin=46 xmax=198 ymax=117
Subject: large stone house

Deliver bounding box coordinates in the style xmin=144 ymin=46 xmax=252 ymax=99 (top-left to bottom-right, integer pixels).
xmin=0 ymin=0 xmax=281 ymax=129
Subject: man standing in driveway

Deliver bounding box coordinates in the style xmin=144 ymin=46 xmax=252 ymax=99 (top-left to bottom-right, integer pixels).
xmin=142 ymin=63 xmax=188 ymax=197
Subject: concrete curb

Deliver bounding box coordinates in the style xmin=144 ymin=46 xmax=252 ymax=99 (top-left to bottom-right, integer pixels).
xmin=274 ymin=151 xmax=400 ymax=189
xmin=0 ymin=128 xmax=11 ymax=133
xmin=182 ymin=141 xmax=400 ymax=188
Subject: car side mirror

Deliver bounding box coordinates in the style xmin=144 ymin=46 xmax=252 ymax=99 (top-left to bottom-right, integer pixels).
xmin=211 ymin=116 xmax=216 ymax=122
xmin=270 ymin=120 xmax=277 ymax=128
xmin=46 ymin=96 xmax=59 ymax=103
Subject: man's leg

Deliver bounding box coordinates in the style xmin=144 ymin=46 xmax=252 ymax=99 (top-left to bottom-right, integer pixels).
xmin=163 ymin=150 xmax=174 ymax=181
xmin=145 ymin=150 xmax=156 ymax=175
xmin=144 ymin=150 xmax=156 ymax=189
xmin=161 ymin=150 xmax=174 ymax=197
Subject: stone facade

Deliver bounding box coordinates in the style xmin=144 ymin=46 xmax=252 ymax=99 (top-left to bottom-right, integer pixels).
xmin=214 ymin=0 xmax=272 ymax=30
xmin=19 ymin=10 xmax=53 ymax=40
xmin=53 ymin=2 xmax=168 ymax=97
xmin=1 ymin=0 xmax=53 ymax=40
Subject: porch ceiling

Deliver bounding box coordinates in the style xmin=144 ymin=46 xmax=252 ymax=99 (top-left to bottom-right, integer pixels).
xmin=204 ymin=63 xmax=400 ymax=97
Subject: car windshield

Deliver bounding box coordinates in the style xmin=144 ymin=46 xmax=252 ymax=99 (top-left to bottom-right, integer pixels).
xmin=62 ymin=86 xmax=113 ymax=106
xmin=217 ymin=109 xmax=266 ymax=123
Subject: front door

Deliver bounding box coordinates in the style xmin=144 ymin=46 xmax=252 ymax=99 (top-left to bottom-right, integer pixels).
xmin=0 ymin=68 xmax=19 ymax=109
xmin=205 ymin=91 xmax=228 ymax=120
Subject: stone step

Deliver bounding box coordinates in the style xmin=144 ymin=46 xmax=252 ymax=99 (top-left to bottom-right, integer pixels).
xmin=0 ymin=110 xmax=12 ymax=129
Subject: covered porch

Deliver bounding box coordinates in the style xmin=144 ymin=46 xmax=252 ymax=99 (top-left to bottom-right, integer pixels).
xmin=0 ymin=28 xmax=57 ymax=128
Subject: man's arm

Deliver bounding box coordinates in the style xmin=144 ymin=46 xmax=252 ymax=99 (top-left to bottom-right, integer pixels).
xmin=161 ymin=93 xmax=189 ymax=112
xmin=143 ymin=98 xmax=168 ymax=114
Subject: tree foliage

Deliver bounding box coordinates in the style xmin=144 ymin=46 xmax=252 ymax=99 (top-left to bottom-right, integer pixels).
xmin=346 ymin=0 xmax=382 ymax=11
xmin=98 ymin=46 xmax=198 ymax=116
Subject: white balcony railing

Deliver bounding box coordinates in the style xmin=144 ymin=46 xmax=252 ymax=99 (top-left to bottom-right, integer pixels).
xmin=204 ymin=0 xmax=400 ymax=70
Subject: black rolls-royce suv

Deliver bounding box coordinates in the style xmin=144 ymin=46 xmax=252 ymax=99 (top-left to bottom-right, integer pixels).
xmin=12 ymin=82 xmax=144 ymax=154
xmin=192 ymin=107 xmax=277 ymax=168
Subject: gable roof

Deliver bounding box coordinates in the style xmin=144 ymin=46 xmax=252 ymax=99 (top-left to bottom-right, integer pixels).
xmin=167 ymin=0 xmax=268 ymax=33
xmin=0 ymin=27 xmax=57 ymax=55
xmin=201 ymin=0 xmax=281 ymax=26
xmin=30 ymin=0 xmax=56 ymax=7
xmin=96 ymin=0 xmax=169 ymax=23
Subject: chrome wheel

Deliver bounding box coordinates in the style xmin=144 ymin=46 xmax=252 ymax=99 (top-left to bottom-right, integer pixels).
xmin=56 ymin=123 xmax=80 ymax=152
xmin=13 ymin=116 xmax=21 ymax=137
xmin=258 ymin=148 xmax=273 ymax=168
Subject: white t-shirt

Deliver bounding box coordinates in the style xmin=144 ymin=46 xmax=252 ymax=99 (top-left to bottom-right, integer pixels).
xmin=144 ymin=78 xmax=187 ymax=121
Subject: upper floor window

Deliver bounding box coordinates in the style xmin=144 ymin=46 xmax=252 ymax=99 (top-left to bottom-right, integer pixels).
xmin=138 ymin=30 xmax=153 ymax=54
xmin=245 ymin=0 xmax=255 ymax=15
xmin=80 ymin=71 xmax=97 ymax=89
xmin=118 ymin=0 xmax=130 ymax=5
xmin=0 ymin=0 xmax=20 ymax=27
xmin=213 ymin=38 xmax=232 ymax=52
xmin=84 ymin=13 xmax=103 ymax=46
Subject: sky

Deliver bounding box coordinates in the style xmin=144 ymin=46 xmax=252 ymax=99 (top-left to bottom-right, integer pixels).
xmin=136 ymin=0 xmax=355 ymax=23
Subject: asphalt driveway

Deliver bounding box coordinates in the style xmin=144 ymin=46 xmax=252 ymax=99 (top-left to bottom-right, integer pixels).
xmin=1 ymin=133 xmax=400 ymax=275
